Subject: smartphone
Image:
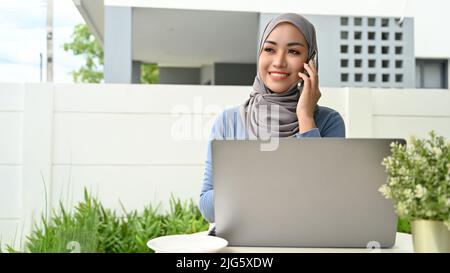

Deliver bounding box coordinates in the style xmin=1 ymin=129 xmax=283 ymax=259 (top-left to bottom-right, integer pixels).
xmin=297 ymin=50 xmax=318 ymax=90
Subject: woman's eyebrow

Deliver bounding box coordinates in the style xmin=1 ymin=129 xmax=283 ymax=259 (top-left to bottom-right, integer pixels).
xmin=265 ymin=40 xmax=306 ymax=47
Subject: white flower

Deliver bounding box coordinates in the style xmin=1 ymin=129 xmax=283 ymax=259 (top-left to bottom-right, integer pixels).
xmin=432 ymin=147 xmax=442 ymax=156
xmin=396 ymin=202 xmax=409 ymax=216
xmin=378 ymin=184 xmax=392 ymax=199
xmin=402 ymin=188 xmax=414 ymax=200
xmin=414 ymin=184 xmax=427 ymax=199
xmin=389 ymin=177 xmax=399 ymax=186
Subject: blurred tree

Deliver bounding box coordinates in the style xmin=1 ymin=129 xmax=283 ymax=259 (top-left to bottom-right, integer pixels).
xmin=141 ymin=63 xmax=160 ymax=84
xmin=63 ymin=24 xmax=159 ymax=84
xmin=63 ymin=24 xmax=103 ymax=83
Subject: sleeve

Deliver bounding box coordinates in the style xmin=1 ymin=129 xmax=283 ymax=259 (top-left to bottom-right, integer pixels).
xmin=295 ymin=111 xmax=346 ymax=138
xmin=320 ymin=111 xmax=346 ymax=137
xmin=295 ymin=127 xmax=322 ymax=138
xmin=199 ymin=112 xmax=226 ymax=223
xmin=199 ymin=139 xmax=215 ymax=223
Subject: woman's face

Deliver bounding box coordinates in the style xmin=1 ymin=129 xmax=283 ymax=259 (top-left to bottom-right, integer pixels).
xmin=258 ymin=22 xmax=309 ymax=93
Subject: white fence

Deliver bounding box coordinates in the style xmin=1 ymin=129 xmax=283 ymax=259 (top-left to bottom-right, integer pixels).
xmin=1 ymin=83 xmax=450 ymax=249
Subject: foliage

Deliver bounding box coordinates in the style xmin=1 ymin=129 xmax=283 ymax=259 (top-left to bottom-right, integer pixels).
xmin=11 ymin=189 xmax=208 ymax=253
xmin=63 ymin=24 xmax=104 ymax=83
xmin=63 ymin=24 xmax=159 ymax=84
xmin=397 ymin=218 xmax=411 ymax=234
xmin=379 ymin=131 xmax=450 ymax=229
xmin=141 ymin=63 xmax=160 ymax=84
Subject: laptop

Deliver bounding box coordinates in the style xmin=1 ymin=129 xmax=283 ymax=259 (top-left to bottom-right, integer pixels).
xmin=212 ymin=138 xmax=406 ymax=248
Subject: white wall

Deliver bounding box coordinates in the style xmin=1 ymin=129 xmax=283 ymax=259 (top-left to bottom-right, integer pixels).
xmin=1 ymin=82 xmax=450 ymax=250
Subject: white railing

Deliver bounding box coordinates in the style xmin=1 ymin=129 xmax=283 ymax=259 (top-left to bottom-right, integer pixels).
xmin=1 ymin=82 xmax=449 ymax=249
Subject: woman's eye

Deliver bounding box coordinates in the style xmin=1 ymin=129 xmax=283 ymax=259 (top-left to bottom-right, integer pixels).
xmin=264 ymin=48 xmax=274 ymax=53
xmin=289 ymin=50 xmax=300 ymax=55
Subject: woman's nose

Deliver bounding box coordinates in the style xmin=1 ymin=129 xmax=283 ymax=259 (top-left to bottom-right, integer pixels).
xmin=272 ymin=53 xmax=287 ymax=68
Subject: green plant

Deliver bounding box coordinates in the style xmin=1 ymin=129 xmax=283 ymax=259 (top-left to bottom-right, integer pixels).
xmin=63 ymin=24 xmax=104 ymax=83
xmin=7 ymin=189 xmax=209 ymax=253
xmin=397 ymin=218 xmax=411 ymax=234
xmin=379 ymin=131 xmax=450 ymax=229
xmin=26 ymin=190 xmax=100 ymax=253
xmin=64 ymin=24 xmax=159 ymax=84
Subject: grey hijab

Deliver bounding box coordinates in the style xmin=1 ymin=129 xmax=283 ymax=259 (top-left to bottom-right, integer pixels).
xmin=239 ymin=13 xmax=318 ymax=138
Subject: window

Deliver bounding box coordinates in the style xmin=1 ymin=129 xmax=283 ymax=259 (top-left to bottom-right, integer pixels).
xmin=341 ymin=17 xmax=348 ymax=26
xmin=416 ymin=59 xmax=448 ymax=88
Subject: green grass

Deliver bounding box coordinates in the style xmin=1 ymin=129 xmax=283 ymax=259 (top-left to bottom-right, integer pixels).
xmin=4 ymin=189 xmax=209 ymax=253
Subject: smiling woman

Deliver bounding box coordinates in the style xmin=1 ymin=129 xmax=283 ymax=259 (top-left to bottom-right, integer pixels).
xmin=199 ymin=13 xmax=346 ymax=223
xmin=259 ymin=22 xmax=309 ymax=93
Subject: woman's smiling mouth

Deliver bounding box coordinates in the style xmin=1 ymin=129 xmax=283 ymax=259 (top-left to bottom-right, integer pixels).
xmin=269 ymin=71 xmax=290 ymax=80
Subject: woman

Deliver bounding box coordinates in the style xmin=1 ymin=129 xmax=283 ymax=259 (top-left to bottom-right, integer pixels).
xmin=199 ymin=13 xmax=346 ymax=223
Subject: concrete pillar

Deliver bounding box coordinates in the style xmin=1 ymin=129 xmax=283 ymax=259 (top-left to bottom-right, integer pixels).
xmin=104 ymin=6 xmax=140 ymax=83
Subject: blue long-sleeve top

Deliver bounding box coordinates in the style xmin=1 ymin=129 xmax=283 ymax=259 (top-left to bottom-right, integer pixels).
xmin=199 ymin=105 xmax=346 ymax=223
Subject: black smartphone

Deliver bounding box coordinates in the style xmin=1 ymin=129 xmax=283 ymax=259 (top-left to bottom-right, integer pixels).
xmin=297 ymin=51 xmax=318 ymax=90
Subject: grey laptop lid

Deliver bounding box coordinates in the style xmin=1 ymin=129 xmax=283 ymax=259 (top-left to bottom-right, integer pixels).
xmin=213 ymin=138 xmax=406 ymax=248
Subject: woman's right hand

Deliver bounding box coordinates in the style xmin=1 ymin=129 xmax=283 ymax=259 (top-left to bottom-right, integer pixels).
xmin=296 ymin=60 xmax=321 ymax=133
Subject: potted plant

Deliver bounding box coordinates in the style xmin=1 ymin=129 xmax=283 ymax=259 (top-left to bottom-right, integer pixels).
xmin=378 ymin=131 xmax=450 ymax=253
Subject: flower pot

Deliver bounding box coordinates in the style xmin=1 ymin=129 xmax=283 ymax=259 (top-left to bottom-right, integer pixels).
xmin=411 ymin=220 xmax=450 ymax=253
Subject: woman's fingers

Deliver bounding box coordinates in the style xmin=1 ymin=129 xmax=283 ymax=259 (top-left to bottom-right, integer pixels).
xmin=298 ymin=71 xmax=310 ymax=89
xmin=308 ymin=60 xmax=318 ymax=76
xmin=303 ymin=63 xmax=317 ymax=85
xmin=303 ymin=63 xmax=320 ymax=95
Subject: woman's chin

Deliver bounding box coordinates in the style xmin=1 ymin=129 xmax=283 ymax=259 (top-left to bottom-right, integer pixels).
xmin=267 ymin=84 xmax=291 ymax=93
xmin=266 ymin=79 xmax=298 ymax=93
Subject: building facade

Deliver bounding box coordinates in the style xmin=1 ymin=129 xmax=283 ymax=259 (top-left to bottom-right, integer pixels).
xmin=74 ymin=0 xmax=449 ymax=89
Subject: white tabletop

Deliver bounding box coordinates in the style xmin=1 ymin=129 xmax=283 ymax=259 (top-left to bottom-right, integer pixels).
xmin=218 ymin=232 xmax=413 ymax=253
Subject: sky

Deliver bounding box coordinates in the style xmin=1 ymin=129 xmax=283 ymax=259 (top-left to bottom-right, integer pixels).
xmin=0 ymin=0 xmax=85 ymax=83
